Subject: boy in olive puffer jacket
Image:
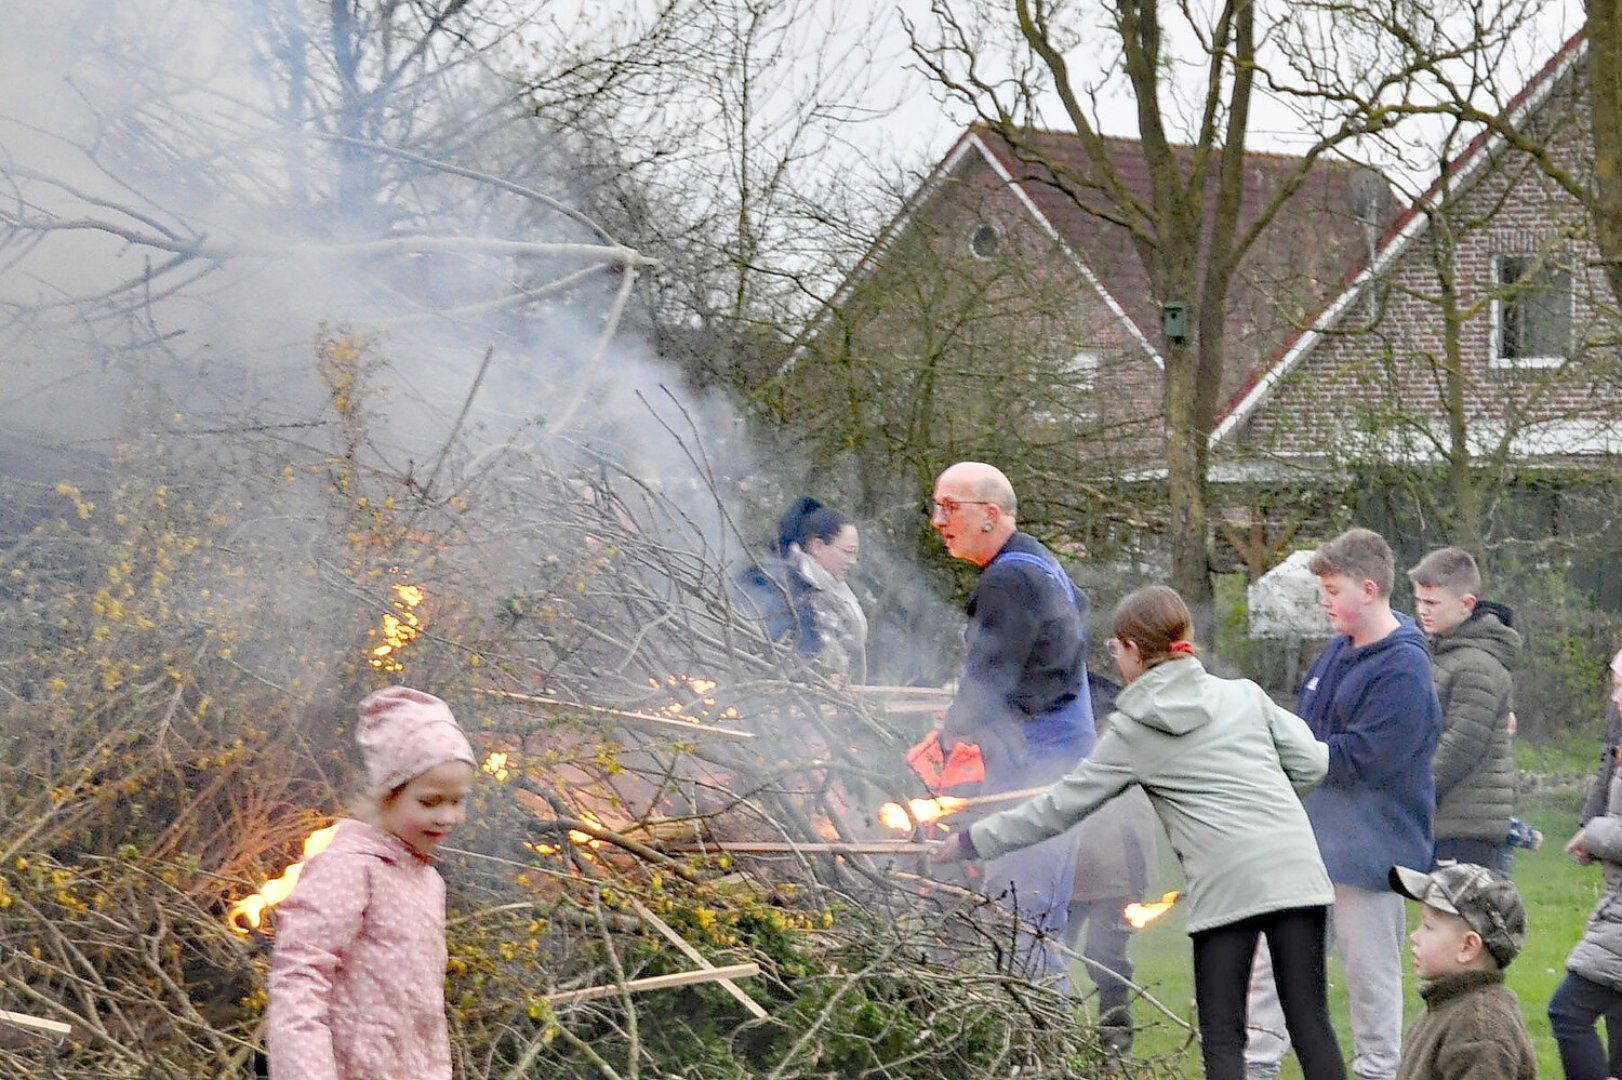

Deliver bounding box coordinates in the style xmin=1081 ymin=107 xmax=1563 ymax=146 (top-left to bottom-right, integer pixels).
xmin=1408 ymin=547 xmax=1522 ymax=874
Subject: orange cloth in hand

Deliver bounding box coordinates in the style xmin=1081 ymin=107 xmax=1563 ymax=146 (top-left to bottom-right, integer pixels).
xmin=906 ymin=731 xmax=984 ymax=789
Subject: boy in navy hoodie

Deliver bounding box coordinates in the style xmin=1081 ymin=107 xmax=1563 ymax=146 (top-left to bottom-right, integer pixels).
xmin=1247 ymin=528 xmax=1442 ymax=1080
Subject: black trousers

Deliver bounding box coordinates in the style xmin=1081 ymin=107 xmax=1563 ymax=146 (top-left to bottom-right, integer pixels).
xmin=1190 ymin=905 xmax=1345 ymax=1080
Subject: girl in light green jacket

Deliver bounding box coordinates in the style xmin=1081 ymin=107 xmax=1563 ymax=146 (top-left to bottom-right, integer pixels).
xmin=934 ymin=585 xmax=1345 ymax=1080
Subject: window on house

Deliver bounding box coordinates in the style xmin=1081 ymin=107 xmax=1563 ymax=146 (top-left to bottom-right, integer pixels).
xmin=1070 ymin=350 xmax=1100 ymax=392
xmin=1026 ymin=351 xmax=1101 ymax=425
xmin=968 ymin=223 xmax=1001 ymax=259
xmin=1495 ymin=254 xmax=1571 ymax=364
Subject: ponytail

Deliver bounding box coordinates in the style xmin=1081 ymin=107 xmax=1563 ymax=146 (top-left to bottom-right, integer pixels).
xmin=1112 ymin=585 xmax=1197 ymax=670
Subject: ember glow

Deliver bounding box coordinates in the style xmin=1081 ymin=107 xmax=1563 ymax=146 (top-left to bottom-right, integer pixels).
xmin=228 ymin=822 xmax=341 ymax=933
xmin=525 ymin=810 xmax=607 ymax=857
xmin=482 ymin=751 xmax=511 ymax=782
xmin=369 ymin=580 xmax=424 ymax=672
xmin=878 ymin=796 xmax=969 ymax=831
xmin=647 ymin=674 xmax=742 ymax=722
xmin=1123 ymin=890 xmax=1180 ymax=930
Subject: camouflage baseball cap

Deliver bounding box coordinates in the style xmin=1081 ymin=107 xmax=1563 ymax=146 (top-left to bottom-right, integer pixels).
xmin=1389 ymin=861 xmax=1527 ymax=967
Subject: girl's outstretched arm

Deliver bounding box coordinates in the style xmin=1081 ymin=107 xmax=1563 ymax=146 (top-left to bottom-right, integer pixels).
xmin=967 ymin=731 xmax=1137 ymax=861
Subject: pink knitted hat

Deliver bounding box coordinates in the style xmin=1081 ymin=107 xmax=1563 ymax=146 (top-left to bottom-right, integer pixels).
xmin=356 ymin=686 xmax=475 ymax=796
xmin=1612 ymin=647 xmax=1622 ymax=679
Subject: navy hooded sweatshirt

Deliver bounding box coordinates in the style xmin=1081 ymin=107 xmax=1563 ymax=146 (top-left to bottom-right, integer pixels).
xmin=1297 ymin=614 xmax=1441 ymax=891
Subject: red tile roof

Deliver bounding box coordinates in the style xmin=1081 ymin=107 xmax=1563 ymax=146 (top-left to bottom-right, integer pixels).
xmin=968 ymin=126 xmax=1402 ymax=401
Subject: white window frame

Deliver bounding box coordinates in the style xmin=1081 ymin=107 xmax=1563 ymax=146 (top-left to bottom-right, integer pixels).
xmin=967 ymin=223 xmax=1001 ymax=260
xmin=1489 ymin=253 xmax=1573 ymax=369
xmin=1069 ymin=349 xmax=1101 ymax=393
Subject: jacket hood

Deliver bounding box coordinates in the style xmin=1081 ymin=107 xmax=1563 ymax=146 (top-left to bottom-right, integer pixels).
xmin=1355 ymin=613 xmax=1429 ymax=658
xmin=1112 ymin=657 xmax=1212 ymax=735
xmin=1435 ymin=602 xmax=1522 ymax=667
xmin=1474 ymin=599 xmax=1514 ymax=628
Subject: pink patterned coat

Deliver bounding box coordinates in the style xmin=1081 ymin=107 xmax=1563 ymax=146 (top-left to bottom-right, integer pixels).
xmin=266 ymin=819 xmax=452 ymax=1080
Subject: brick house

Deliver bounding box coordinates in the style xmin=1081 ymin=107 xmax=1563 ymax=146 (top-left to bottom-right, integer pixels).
xmin=781 ymin=124 xmax=1390 ymax=543
xmin=1209 ymin=32 xmax=1622 ymax=574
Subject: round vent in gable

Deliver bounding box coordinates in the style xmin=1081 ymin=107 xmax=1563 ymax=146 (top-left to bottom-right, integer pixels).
xmin=968 ymin=223 xmax=1001 ymax=259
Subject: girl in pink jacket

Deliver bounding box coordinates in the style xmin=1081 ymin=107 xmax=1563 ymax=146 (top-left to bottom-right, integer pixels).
xmin=267 ymin=687 xmax=477 ymax=1080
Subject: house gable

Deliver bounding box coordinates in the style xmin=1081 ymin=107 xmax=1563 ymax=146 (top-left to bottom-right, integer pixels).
xmin=1211 ymin=33 xmax=1622 ymax=464
xmin=781 ymin=128 xmax=1162 ymax=378
xmin=779 ymin=127 xmax=1172 ymax=485
xmin=974 ymin=129 xmax=1389 ymax=405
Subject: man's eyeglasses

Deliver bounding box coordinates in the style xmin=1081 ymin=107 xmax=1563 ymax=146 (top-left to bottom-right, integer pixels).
xmin=929 ymin=498 xmax=994 ymax=518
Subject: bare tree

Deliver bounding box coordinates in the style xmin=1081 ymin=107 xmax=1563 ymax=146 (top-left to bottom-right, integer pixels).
xmin=903 ymin=0 xmax=1562 ymax=603
xmin=520 ymin=0 xmax=910 ymax=395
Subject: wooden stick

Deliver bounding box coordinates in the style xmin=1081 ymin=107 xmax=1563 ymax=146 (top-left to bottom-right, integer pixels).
xmin=0 ymin=1010 xmax=72 ymax=1038
xmin=660 ymin=840 xmax=932 ymax=855
xmin=546 ymin=963 xmax=760 ymax=1006
xmin=472 ymin=688 xmax=755 ymax=741
xmin=859 ymin=701 xmax=947 ymax=715
xmin=627 ymin=898 xmax=769 ymax=1019
xmin=845 ymin=685 xmax=953 ymax=698
xmin=939 ymin=785 xmax=1051 ymax=810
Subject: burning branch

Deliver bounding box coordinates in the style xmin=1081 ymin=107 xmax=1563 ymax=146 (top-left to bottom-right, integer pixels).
xmin=1124 ymin=891 xmax=1181 ymax=930
xmin=877 ymin=786 xmax=1052 ymax=832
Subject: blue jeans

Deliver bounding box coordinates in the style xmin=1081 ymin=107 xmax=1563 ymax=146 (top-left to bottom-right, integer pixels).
xmin=1550 ymin=971 xmax=1622 ymax=1080
xmin=1433 ymin=837 xmax=1513 ymax=875
xmin=982 ymin=824 xmax=1083 ymax=987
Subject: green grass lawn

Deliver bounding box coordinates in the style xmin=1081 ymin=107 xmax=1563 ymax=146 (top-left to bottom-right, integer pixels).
xmin=1083 ymin=777 xmax=1602 ymax=1078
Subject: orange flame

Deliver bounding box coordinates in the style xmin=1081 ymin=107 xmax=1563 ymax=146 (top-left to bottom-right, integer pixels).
xmin=369 ymin=580 xmax=425 ymax=672
xmin=878 ymin=796 xmax=970 ymax=831
xmin=1123 ymin=890 xmax=1180 ymax=930
xmin=524 ymin=810 xmax=607 ymax=857
xmin=647 ymin=673 xmax=733 ymax=723
xmin=228 ymin=823 xmax=342 ymax=933
xmin=482 ymin=751 xmax=512 ymax=782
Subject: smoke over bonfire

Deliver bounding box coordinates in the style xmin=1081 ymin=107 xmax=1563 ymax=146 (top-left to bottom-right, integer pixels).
xmin=0 ymin=4 xmax=1176 ymax=1078
xmin=0 ymin=6 xmax=1115 ymax=1078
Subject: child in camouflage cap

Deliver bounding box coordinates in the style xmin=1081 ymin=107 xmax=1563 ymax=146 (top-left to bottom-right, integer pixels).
xmin=1389 ymin=861 xmax=1533 ymax=1080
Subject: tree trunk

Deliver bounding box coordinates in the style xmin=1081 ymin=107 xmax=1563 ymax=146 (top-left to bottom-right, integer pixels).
xmin=1165 ymin=338 xmax=1211 ymax=605
xmin=1588 ymin=3 xmax=1622 ymax=305
xmin=1436 ymin=229 xmax=1486 ymax=558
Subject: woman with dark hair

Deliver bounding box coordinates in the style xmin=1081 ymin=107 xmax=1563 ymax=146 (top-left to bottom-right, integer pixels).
xmin=734 ymin=497 xmax=867 ymax=682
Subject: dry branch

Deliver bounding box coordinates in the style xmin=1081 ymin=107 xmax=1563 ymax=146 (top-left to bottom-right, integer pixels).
xmin=844 ymin=685 xmax=953 ymax=699
xmin=545 ymin=963 xmax=761 ymax=1007
xmin=627 ymin=898 xmax=769 ymax=1020
xmin=659 ymin=841 xmax=933 ymax=855
xmin=0 ymin=1010 xmax=72 ymax=1038
xmin=472 ymin=688 xmax=755 ymax=741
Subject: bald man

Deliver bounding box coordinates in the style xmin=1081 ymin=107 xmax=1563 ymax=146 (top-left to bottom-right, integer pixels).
xmin=930 ymin=461 xmax=1097 ymax=987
